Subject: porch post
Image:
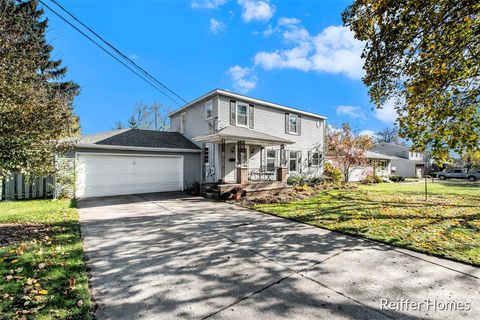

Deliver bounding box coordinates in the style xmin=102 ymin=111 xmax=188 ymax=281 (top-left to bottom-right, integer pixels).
xmin=236 ymin=141 xmax=248 ymax=184
xmin=277 ymin=144 xmax=288 ymax=182
xmin=219 ymin=139 xmax=225 ymax=183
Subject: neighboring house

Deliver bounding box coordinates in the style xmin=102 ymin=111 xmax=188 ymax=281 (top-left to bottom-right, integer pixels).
xmin=370 ymin=142 xmax=425 ymax=178
xmin=67 ymin=89 xmax=327 ymax=199
xmin=169 ymin=89 xmax=327 ymax=185
xmin=328 ymin=151 xmax=392 ymax=182
xmin=68 ymin=129 xmax=201 ymax=198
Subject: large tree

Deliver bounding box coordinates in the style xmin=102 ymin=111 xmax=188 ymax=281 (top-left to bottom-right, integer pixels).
xmin=114 ymin=102 xmax=171 ymax=131
xmin=0 ymin=0 xmax=79 ymax=177
xmin=327 ymin=123 xmax=374 ymax=182
xmin=343 ymin=0 xmax=480 ymax=160
xmin=376 ymin=126 xmax=400 ymax=144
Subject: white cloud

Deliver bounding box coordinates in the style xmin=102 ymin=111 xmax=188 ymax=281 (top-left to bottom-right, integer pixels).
xmin=227 ymin=65 xmax=258 ymax=93
xmin=336 ymin=105 xmax=367 ymax=120
xmin=374 ymin=99 xmax=398 ymax=124
xmin=209 ymin=18 xmax=226 ymax=34
xmin=277 ymin=17 xmax=301 ymax=26
xmin=128 ymin=54 xmax=139 ymax=60
xmin=254 ymin=21 xmax=365 ymax=79
xmin=238 ymin=0 xmax=275 ymax=22
xmin=191 ymin=0 xmax=226 ymax=9
xmin=359 ymin=129 xmax=376 ymax=137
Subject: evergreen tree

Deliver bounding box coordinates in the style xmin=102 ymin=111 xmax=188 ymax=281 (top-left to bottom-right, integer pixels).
xmin=0 ymin=0 xmax=80 ymax=177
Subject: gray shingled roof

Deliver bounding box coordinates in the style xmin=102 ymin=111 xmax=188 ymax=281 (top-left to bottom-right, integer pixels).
xmin=74 ymin=129 xmax=200 ymax=150
xmin=193 ymin=126 xmax=295 ymax=144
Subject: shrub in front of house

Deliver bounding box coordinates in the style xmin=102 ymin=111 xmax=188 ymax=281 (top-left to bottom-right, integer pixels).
xmin=287 ymin=175 xmax=324 ymax=186
xmin=361 ymin=173 xmax=383 ymax=184
xmin=389 ymin=175 xmax=405 ymax=182
xmin=323 ymin=163 xmax=343 ymax=183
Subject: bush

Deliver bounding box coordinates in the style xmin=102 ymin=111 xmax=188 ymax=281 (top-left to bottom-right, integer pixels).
xmin=389 ymin=175 xmax=405 ymax=182
xmin=287 ymin=175 xmax=307 ymax=186
xmin=323 ymin=163 xmax=343 ymax=183
xmin=361 ymin=173 xmax=382 ymax=184
xmin=190 ymin=180 xmax=201 ymax=196
xmin=287 ymin=175 xmax=324 ymax=186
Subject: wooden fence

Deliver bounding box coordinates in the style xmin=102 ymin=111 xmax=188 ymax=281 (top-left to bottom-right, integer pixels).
xmin=0 ymin=173 xmax=55 ymax=201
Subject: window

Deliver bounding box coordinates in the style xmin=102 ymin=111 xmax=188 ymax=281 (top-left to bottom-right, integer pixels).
xmin=311 ymin=151 xmax=320 ymax=167
xmin=236 ymin=104 xmax=248 ymax=127
xmin=205 ymin=100 xmax=213 ymax=120
xmin=266 ymin=150 xmax=276 ymax=171
xmin=378 ymin=160 xmax=388 ymax=170
xmin=289 ymin=150 xmax=300 ymax=172
xmin=289 ymin=114 xmax=298 ymax=134
xmin=203 ymin=145 xmax=209 ymax=164
xmin=180 ymin=112 xmax=187 ymax=133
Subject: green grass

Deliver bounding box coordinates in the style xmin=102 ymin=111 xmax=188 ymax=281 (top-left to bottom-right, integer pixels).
xmin=254 ymin=181 xmax=480 ymax=266
xmin=0 ymin=199 xmax=92 ymax=319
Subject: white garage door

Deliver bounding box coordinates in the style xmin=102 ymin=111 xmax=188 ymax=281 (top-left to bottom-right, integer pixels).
xmin=76 ymin=154 xmax=183 ymax=198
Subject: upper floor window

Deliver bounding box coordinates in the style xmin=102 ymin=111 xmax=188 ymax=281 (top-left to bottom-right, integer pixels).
xmin=285 ymin=113 xmax=301 ymax=135
xmin=205 ymin=100 xmax=213 ymax=120
xmin=289 ymin=114 xmax=298 ymax=133
xmin=181 ymin=112 xmax=186 ymax=133
xmin=236 ymin=104 xmax=248 ymax=127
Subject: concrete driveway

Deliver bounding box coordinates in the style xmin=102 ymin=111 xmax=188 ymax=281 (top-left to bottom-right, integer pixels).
xmin=78 ymin=193 xmax=479 ymax=320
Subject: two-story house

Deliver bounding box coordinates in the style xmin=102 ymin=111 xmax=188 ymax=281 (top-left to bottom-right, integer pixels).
xmin=370 ymin=142 xmax=425 ymax=178
xmin=169 ymin=89 xmax=327 ymax=185
xmin=68 ymin=89 xmax=327 ymax=199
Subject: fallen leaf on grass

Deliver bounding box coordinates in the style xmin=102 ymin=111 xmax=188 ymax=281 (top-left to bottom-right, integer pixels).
xmin=77 ymin=300 xmax=84 ymax=307
xmin=69 ymin=277 xmax=75 ymax=290
xmin=38 ymin=290 xmax=48 ymax=295
xmin=38 ymin=263 xmax=46 ymax=269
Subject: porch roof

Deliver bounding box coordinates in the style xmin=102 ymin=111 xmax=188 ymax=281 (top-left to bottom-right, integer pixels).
xmin=193 ymin=126 xmax=295 ymax=146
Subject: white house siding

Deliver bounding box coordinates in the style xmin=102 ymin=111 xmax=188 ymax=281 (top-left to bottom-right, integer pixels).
xmin=217 ymin=94 xmax=325 ymax=178
xmin=391 ymin=158 xmax=423 ymax=178
xmin=170 ymin=95 xmax=220 ymax=144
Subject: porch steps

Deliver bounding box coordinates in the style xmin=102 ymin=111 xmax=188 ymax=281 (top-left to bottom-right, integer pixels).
xmin=201 ymin=181 xmax=291 ymax=199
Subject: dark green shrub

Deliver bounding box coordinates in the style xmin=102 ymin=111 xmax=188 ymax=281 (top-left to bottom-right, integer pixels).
xmin=190 ymin=180 xmax=201 ymax=196
xmin=389 ymin=175 xmax=405 ymax=182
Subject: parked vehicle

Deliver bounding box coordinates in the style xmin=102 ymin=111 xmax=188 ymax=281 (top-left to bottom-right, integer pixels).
xmin=436 ymin=168 xmax=480 ymax=182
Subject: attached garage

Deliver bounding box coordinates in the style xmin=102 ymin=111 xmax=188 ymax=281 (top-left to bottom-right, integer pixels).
xmin=76 ymin=154 xmax=184 ymax=198
xmin=70 ymin=129 xmax=201 ymax=199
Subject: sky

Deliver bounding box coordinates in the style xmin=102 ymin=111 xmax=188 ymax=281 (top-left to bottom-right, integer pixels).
xmin=40 ymin=0 xmax=398 ymax=135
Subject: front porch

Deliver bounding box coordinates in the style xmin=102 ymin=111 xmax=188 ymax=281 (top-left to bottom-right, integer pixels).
xmin=193 ymin=126 xmax=295 ymax=196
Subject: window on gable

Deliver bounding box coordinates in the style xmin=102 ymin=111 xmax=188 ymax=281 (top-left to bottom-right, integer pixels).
xmin=289 ymin=114 xmax=298 ymax=134
xmin=236 ymin=104 xmax=248 ymax=127
xmin=181 ymin=112 xmax=187 ymax=133
xmin=205 ymin=100 xmax=213 ymax=120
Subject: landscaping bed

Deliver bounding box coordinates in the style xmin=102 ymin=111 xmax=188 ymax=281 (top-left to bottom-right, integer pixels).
xmin=0 ymin=199 xmax=92 ymax=319
xmin=251 ymin=182 xmax=480 ymax=266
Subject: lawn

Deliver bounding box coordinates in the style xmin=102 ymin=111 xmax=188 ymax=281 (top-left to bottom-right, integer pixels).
xmin=254 ymin=182 xmax=480 ymax=266
xmin=0 ymin=199 xmax=92 ymax=319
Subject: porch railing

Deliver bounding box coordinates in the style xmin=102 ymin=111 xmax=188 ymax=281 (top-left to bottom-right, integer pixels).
xmin=248 ymin=167 xmax=276 ymax=181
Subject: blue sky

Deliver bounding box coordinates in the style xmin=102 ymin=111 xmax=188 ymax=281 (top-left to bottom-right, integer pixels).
xmin=41 ymin=0 xmax=397 ymax=134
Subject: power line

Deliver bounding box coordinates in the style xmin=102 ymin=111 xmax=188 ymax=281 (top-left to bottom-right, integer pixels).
xmin=49 ymin=0 xmax=188 ymax=104
xmin=38 ymin=0 xmax=186 ymax=106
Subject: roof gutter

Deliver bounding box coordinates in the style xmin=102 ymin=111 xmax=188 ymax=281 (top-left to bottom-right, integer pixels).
xmin=75 ymin=143 xmax=201 ymax=153
xmin=169 ymin=89 xmax=327 ymax=120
